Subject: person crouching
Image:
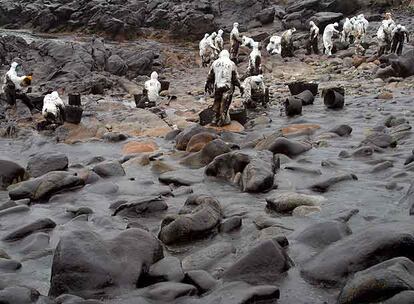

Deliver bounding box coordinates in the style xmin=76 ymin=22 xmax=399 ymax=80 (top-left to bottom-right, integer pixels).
xmin=42 ymin=91 xmax=65 ymax=125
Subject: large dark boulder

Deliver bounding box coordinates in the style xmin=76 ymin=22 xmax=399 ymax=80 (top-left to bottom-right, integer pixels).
xmin=105 ymin=54 xmax=128 ymax=76
xmin=338 ymin=257 xmax=414 ymax=304
xmin=175 ymin=125 xmax=212 ymax=151
xmin=180 ymin=139 xmax=232 ymax=169
xmin=49 ymin=228 xmax=164 ymax=298
xmin=301 ymin=222 xmax=414 ymax=286
xmin=193 ymin=281 xmax=280 ymax=304
xmin=0 ymin=160 xmax=26 ymax=190
xmin=158 ymin=195 xmax=222 ymax=245
xmin=92 ymin=161 xmax=125 ymax=178
xmin=0 ymin=286 xmax=41 ymax=304
xmin=259 ymin=137 xmax=312 ymax=157
xmin=205 ymin=151 xmax=275 ymax=193
xmin=26 ymin=152 xmax=69 ymax=178
xmin=222 ymin=239 xmax=293 ymax=285
xmin=292 ymin=221 xmax=352 ymax=249
xmin=8 ymin=171 xmax=85 ymax=202
xmin=3 ymin=218 xmax=56 ymax=242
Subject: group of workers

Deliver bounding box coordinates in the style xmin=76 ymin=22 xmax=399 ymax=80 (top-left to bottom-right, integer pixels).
xmin=1 ymin=12 xmax=410 ymax=129
xmin=1 ymin=62 xmax=163 ymax=127
xmin=199 ymin=12 xmax=410 ymax=126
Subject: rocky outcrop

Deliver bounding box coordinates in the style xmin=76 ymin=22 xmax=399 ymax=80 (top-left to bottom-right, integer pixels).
xmin=338 ymin=257 xmax=414 ymax=304
xmin=158 ymin=195 xmax=222 ymax=245
xmin=26 ymin=152 xmax=68 ymax=178
xmin=222 ymin=239 xmax=293 ymax=284
xmin=49 ymin=228 xmax=164 ymax=298
xmin=0 ymin=35 xmax=157 ymax=94
xmin=205 ymin=151 xmax=276 ymax=193
xmin=8 ymin=171 xmax=85 ymax=202
xmin=301 ymin=222 xmax=414 ymax=286
xmin=0 ymin=160 xmax=26 ymax=190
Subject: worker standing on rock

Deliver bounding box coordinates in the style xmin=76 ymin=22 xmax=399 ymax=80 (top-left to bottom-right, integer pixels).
xmin=144 ymin=71 xmax=161 ymax=106
xmin=356 ymin=14 xmax=369 ymax=43
xmin=206 ymin=32 xmax=220 ymax=59
xmin=281 ymin=28 xmax=296 ymax=57
xmin=42 ymin=91 xmax=65 ymax=125
xmin=267 ymin=35 xmax=282 ymax=55
xmin=247 ymin=42 xmax=262 ymax=77
xmin=200 ymin=33 xmax=212 ymax=67
xmin=307 ymin=21 xmax=320 ymax=55
xmin=230 ymin=23 xmax=242 ymax=63
xmin=377 ymin=13 xmax=396 ymax=56
xmin=242 ymin=74 xmax=269 ymax=109
xmin=205 ymin=50 xmax=243 ymax=127
xmin=391 ymin=24 xmax=409 ymax=55
xmin=323 ymin=23 xmax=339 ymax=56
xmin=2 ymin=62 xmax=36 ymax=114
xmin=341 ymin=18 xmax=354 ymax=44
xmin=215 ymin=29 xmax=224 ymax=53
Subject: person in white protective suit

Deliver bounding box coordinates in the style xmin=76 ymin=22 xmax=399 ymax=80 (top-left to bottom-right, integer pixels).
xmin=267 ymin=35 xmax=282 ymax=55
xmin=377 ymin=13 xmax=396 ymax=56
xmin=391 ymin=24 xmax=409 ymax=55
xmin=242 ymin=35 xmax=256 ymax=49
xmin=323 ymin=22 xmax=339 ymax=56
xmin=205 ymin=50 xmax=243 ymax=126
xmin=357 ymin=14 xmax=369 ymax=40
xmin=144 ymin=71 xmax=161 ymax=105
xmin=307 ymin=21 xmax=320 ymax=54
xmin=230 ymin=22 xmax=242 ymax=62
xmin=207 ymin=32 xmax=220 ymax=58
xmin=248 ymin=42 xmax=262 ymax=77
xmin=42 ymin=91 xmax=65 ymax=124
xmin=242 ymin=74 xmax=269 ymax=109
xmin=215 ymin=29 xmax=224 ymax=53
xmin=199 ymin=33 xmax=210 ymax=67
xmin=2 ymin=62 xmax=35 ymax=113
xmin=281 ymin=28 xmax=296 ymax=57
xmin=341 ymin=18 xmax=354 ymax=43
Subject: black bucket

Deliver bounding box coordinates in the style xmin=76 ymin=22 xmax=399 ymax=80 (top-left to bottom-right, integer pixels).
xmin=134 ymin=94 xmax=155 ymax=109
xmin=65 ymin=105 xmax=83 ymax=124
xmin=284 ymin=97 xmax=302 ymax=117
xmin=230 ymin=108 xmax=248 ymax=125
xmin=160 ymin=80 xmax=170 ymax=92
xmin=323 ymin=88 xmax=345 ymax=109
xmin=288 ymin=81 xmax=319 ymax=96
xmin=68 ymin=94 xmax=82 ymax=106
xmin=295 ymin=90 xmax=314 ymax=106
xmin=199 ymin=107 xmax=215 ymax=126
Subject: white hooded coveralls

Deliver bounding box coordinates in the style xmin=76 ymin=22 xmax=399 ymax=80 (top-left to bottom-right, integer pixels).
xmin=2 ymin=62 xmax=26 ymax=91
xmin=267 ymin=35 xmax=282 ymax=55
xmin=323 ymin=23 xmax=339 ymax=55
xmin=42 ymin=91 xmax=65 ymax=120
xmin=248 ymin=42 xmax=262 ymax=76
xmin=145 ymin=72 xmax=161 ymax=103
xmin=215 ymin=30 xmax=224 ymax=52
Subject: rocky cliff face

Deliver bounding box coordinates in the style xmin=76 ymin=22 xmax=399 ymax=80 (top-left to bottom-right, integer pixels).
xmin=0 ymin=0 xmax=402 ymax=39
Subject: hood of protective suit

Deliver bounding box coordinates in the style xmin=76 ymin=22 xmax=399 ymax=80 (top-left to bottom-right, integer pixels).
xmin=51 ymin=91 xmax=59 ymax=98
xmin=11 ymin=62 xmax=18 ymax=69
xmin=233 ymin=22 xmax=239 ymax=28
xmin=218 ymin=29 xmax=223 ymax=36
xmin=333 ymin=23 xmax=338 ymax=27
xmin=219 ymin=50 xmax=230 ymax=59
xmin=151 ymin=71 xmax=158 ymax=80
